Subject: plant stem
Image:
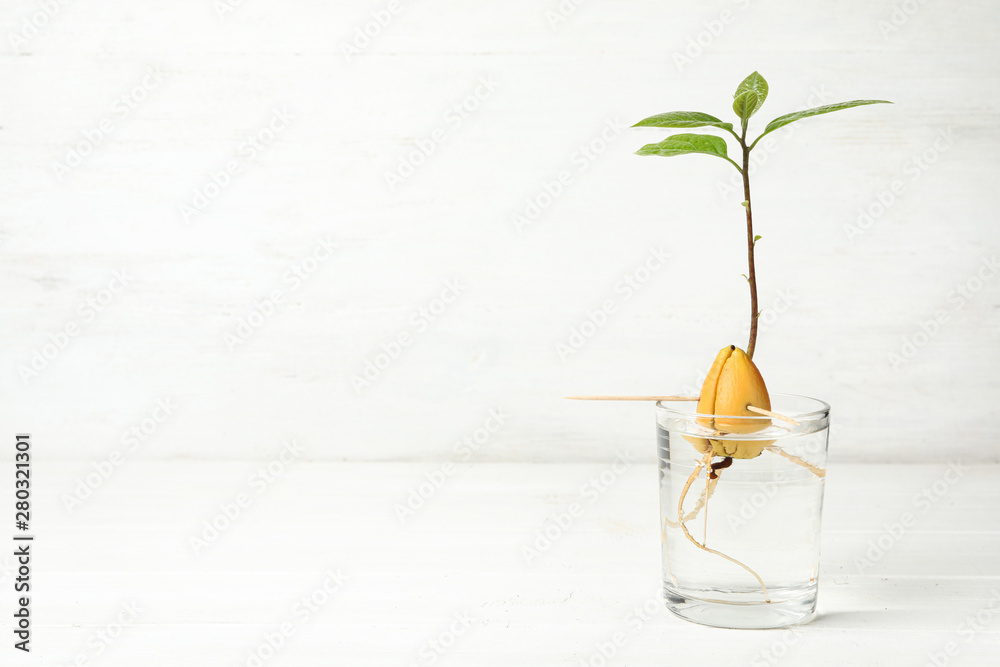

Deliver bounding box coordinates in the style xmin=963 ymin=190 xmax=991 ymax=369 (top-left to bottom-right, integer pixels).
xmin=740 ymin=126 xmax=759 ymax=360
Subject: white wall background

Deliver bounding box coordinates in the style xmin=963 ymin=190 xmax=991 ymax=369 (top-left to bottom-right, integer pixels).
xmin=1 ymin=0 xmax=998 ymax=464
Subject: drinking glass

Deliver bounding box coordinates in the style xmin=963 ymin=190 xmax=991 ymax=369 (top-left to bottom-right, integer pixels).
xmin=656 ymin=395 xmax=830 ymax=629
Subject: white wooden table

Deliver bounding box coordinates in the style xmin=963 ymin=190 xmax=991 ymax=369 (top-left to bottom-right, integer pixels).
xmin=17 ymin=461 xmax=997 ymax=665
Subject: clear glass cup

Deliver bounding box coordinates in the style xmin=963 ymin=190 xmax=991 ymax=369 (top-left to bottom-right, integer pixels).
xmin=656 ymin=394 xmax=830 ymax=629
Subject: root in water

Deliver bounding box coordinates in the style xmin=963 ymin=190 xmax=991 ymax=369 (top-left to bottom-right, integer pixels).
xmin=662 ymin=469 xmax=719 ymax=530
xmin=661 ymin=516 xmax=678 ymax=586
xmin=764 ymin=446 xmax=826 ymax=478
xmin=675 ymin=451 xmax=771 ymax=603
xmin=703 ymin=462 xmax=711 ymax=543
xmin=662 ymin=457 xmax=721 ymax=586
xmin=702 ymin=456 xmax=733 ymax=545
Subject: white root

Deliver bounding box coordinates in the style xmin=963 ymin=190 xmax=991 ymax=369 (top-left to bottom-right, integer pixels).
xmin=661 ymin=465 xmax=719 ymax=586
xmin=765 ymin=446 xmax=826 ymax=478
xmin=662 ymin=473 xmax=720 ymax=529
xmin=703 ymin=464 xmax=711 ymax=544
xmin=671 ymin=452 xmax=771 ymax=603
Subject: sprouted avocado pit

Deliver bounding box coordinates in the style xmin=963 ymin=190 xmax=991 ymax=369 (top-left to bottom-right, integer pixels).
xmin=570 ymin=72 xmax=890 ymax=602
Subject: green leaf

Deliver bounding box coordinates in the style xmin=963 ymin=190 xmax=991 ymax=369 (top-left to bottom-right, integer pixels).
xmin=754 ymin=100 xmax=892 ymax=145
xmin=733 ymin=72 xmax=768 ymax=117
xmin=733 ymin=90 xmax=759 ymax=125
xmin=633 ymin=111 xmax=734 ymax=131
xmin=635 ymin=133 xmax=739 ymax=171
xmin=753 ymin=235 xmax=762 ymax=243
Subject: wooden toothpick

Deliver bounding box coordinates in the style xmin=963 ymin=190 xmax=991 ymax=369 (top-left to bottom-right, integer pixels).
xmin=565 ymin=395 xmax=698 ymax=402
xmin=746 ymin=405 xmax=800 ymax=425
xmin=565 ymin=398 xmax=801 ymax=428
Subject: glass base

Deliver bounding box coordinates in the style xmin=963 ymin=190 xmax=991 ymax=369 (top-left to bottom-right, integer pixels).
xmin=664 ymin=587 xmax=817 ymax=629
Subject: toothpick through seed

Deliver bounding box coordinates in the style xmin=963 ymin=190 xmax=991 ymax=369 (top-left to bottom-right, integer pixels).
xmin=565 ymin=396 xmax=699 ymax=401
xmin=747 ymin=405 xmax=800 ymax=425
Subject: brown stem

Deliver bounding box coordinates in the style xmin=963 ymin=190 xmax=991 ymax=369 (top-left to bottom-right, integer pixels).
xmin=709 ymin=456 xmax=733 ymax=479
xmin=740 ymin=129 xmax=759 ymax=360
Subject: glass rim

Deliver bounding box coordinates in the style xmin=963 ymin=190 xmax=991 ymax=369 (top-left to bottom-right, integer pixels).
xmin=656 ymin=393 xmax=831 ymax=422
